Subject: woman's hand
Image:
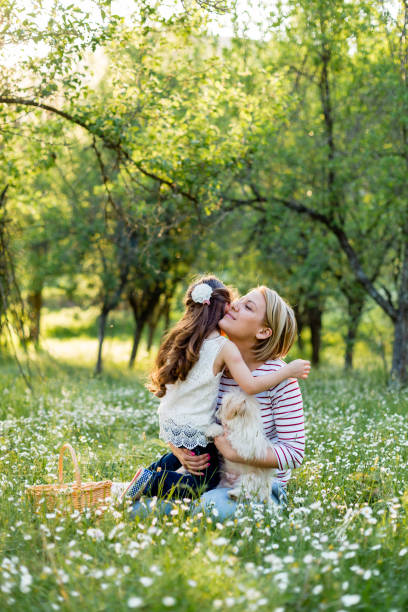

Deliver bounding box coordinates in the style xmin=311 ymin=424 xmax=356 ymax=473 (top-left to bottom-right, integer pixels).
xmin=214 ymin=434 xmax=242 ymax=463
xmin=168 ymin=443 xmax=210 ymax=476
xmin=214 ymin=435 xmax=279 ymax=468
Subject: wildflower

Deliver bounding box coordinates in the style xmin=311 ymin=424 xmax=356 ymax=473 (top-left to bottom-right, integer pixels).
xmin=341 ymin=594 xmax=361 ymax=607
xmin=274 ymin=572 xmax=289 ymax=591
xmin=20 ymin=569 xmax=32 ymax=594
xmin=127 ymin=596 xmax=143 ymax=608
xmin=86 ymin=528 xmax=104 ymax=541
xmin=322 ymin=551 xmax=338 ymax=561
xmin=140 ymin=577 xmax=153 ymax=587
xmin=213 ymin=537 xmax=228 ymax=546
xmin=246 ymin=588 xmax=261 ymax=600
xmin=264 ymin=554 xmax=283 ymax=571
xmin=206 ymin=550 xmax=218 ymax=562
xmin=162 ymin=596 xmax=176 ymax=606
xmin=89 ymin=569 xmax=103 ymax=579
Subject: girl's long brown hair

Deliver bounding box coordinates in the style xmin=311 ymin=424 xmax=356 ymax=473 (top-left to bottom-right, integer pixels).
xmin=148 ymin=275 xmax=232 ymax=398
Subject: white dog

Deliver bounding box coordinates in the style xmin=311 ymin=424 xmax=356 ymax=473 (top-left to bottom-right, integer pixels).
xmin=206 ymin=391 xmax=275 ymax=503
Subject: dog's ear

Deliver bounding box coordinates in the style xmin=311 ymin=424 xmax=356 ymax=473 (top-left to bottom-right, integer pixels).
xmin=220 ymin=393 xmax=233 ymax=420
xmin=224 ymin=395 xmax=247 ymax=421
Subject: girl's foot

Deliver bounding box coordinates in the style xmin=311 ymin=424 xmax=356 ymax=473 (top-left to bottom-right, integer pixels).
xmin=120 ymin=467 xmax=153 ymax=503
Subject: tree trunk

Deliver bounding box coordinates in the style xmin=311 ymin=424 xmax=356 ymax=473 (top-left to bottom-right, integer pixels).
xmin=344 ymin=322 xmax=357 ymax=371
xmin=128 ymin=288 xmax=163 ymax=367
xmin=27 ymin=289 xmax=43 ymax=345
xmin=391 ymin=235 xmax=408 ymax=384
xmin=147 ymin=319 xmax=156 ymax=352
xmin=94 ymin=240 xmax=130 ymax=374
xmin=129 ymin=319 xmax=145 ymax=368
xmin=164 ymin=299 xmax=171 ymax=333
xmin=344 ymin=292 xmax=365 ymax=370
xmin=307 ymin=306 xmax=322 ymax=366
xmin=0 ymin=187 xmax=9 ymax=339
xmin=293 ymin=304 xmax=304 ymax=351
xmin=147 ymin=296 xmax=171 ymax=351
xmin=391 ymin=311 xmax=408 ymax=385
xmin=95 ymin=308 xmax=109 ymax=375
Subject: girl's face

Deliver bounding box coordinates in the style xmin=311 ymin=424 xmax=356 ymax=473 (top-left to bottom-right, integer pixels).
xmin=219 ymin=289 xmax=270 ymax=342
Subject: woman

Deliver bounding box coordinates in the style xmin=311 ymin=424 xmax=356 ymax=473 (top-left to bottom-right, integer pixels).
xmin=169 ymin=286 xmax=305 ymax=520
xmin=131 ymin=285 xmax=305 ymax=519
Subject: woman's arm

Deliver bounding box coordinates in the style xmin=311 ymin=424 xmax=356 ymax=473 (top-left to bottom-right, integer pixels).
xmin=220 ymin=341 xmax=310 ymax=395
xmin=267 ymin=379 xmax=305 ymax=470
xmin=214 ymin=434 xmax=279 ymax=468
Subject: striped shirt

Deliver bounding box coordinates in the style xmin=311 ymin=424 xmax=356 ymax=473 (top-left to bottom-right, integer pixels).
xmin=216 ymin=358 xmax=305 ymax=488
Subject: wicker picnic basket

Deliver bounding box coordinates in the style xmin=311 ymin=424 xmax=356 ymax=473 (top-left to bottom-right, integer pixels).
xmin=26 ymin=443 xmax=112 ymax=512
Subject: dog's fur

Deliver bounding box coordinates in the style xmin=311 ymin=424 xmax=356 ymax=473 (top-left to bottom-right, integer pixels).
xmin=206 ymin=391 xmax=275 ymax=502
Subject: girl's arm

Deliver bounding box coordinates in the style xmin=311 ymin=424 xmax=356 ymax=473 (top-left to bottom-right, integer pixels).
xmin=220 ymin=341 xmax=310 ymax=395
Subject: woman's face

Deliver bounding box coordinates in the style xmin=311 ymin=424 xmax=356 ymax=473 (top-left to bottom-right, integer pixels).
xmin=219 ymin=289 xmax=270 ymax=342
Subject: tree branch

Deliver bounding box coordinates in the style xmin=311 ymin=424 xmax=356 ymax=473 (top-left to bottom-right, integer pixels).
xmin=223 ymin=185 xmax=398 ymax=322
xmin=0 ymin=96 xmax=199 ymax=204
xmin=269 ymin=195 xmax=398 ymax=322
xmin=91 ymin=137 xmax=131 ymax=227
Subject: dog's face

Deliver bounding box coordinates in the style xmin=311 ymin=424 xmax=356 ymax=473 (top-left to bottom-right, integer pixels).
xmin=218 ymin=391 xmax=259 ymax=426
xmin=222 ymin=393 xmax=247 ymax=421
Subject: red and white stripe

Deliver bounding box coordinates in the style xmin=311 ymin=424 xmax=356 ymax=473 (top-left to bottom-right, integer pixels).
xmin=216 ymin=359 xmax=305 ymax=488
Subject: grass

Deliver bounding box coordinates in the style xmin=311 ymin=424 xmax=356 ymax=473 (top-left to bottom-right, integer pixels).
xmin=0 ymin=351 xmax=407 ymax=611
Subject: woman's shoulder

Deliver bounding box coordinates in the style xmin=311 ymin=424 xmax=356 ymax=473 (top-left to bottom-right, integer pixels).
xmin=256 ymin=358 xmax=302 ymax=398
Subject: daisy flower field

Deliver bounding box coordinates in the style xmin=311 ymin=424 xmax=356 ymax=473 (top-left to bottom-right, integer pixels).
xmin=0 ymin=360 xmax=407 ymax=611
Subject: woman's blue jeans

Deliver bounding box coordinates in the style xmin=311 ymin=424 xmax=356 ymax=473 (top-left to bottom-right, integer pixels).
xmin=130 ymin=481 xmax=287 ymax=522
xmin=195 ymin=481 xmax=287 ymax=520
xmin=142 ymin=443 xmax=220 ymax=499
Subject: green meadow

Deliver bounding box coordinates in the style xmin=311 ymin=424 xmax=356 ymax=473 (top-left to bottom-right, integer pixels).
xmin=0 ymin=306 xmax=407 ymax=612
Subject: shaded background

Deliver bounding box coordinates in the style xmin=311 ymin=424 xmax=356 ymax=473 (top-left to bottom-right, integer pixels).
xmin=0 ymin=0 xmax=406 ymax=382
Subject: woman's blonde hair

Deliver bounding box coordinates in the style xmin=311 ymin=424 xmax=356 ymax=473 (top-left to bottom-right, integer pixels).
xmin=252 ymin=286 xmax=297 ymax=362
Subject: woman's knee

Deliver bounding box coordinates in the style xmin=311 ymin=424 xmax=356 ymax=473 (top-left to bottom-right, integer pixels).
xmin=194 ymin=488 xmax=237 ymax=521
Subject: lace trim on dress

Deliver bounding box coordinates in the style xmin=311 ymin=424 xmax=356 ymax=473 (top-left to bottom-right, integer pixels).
xmin=160 ymin=418 xmax=208 ymax=450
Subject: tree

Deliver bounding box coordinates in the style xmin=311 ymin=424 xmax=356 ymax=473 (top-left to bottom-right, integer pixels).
xmin=224 ymin=0 xmax=407 ymax=383
xmin=0 ymin=0 xmax=252 ymax=370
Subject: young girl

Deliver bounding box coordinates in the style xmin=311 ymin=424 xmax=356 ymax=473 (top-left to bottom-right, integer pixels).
xmin=120 ymin=275 xmax=310 ymax=502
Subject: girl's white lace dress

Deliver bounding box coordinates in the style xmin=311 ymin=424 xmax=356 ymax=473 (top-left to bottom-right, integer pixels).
xmin=158 ymin=335 xmax=227 ymax=450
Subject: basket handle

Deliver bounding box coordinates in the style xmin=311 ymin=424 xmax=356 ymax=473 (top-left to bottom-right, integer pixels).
xmin=58 ymin=443 xmax=82 ymax=489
